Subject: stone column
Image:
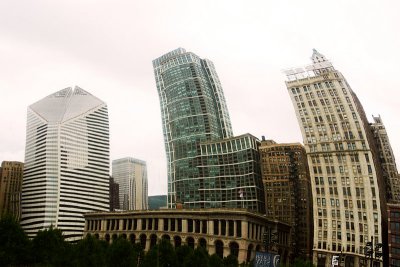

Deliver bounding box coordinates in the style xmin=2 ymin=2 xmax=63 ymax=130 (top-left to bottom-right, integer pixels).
xmin=208 ymin=242 xmax=216 ymax=255
xmin=137 ymin=218 xmax=142 ymax=231
xmin=101 ymin=219 xmax=105 ymax=231
xmin=223 ymin=244 xmax=230 ymax=258
xmin=218 ymin=220 xmax=222 ymax=236
xmin=159 ymin=218 xmax=164 ymax=231
xmin=238 ymin=246 xmax=247 ymax=264
xmin=209 ymin=220 xmax=214 ymax=235
xmin=242 ymin=221 xmax=248 ymax=239
xmin=234 ymin=221 xmax=237 ymax=237
xmin=182 ymin=219 xmax=187 ymax=233
xmin=119 ymin=219 xmax=124 ymax=231
xmin=145 ymin=236 xmax=151 ymax=251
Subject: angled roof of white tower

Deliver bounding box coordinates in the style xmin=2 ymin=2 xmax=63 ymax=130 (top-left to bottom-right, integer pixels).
xmin=29 ymin=86 xmax=105 ymax=123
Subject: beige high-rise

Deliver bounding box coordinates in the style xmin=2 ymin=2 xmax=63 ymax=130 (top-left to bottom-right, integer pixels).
xmin=370 ymin=115 xmax=400 ymax=203
xmin=112 ymin=157 xmax=148 ymax=210
xmin=284 ymin=50 xmax=386 ymax=266
xmin=0 ymin=161 xmax=24 ymax=220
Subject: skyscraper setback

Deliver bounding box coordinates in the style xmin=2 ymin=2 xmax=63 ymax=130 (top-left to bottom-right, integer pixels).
xmin=153 ymin=48 xmax=233 ymax=209
xmin=284 ymin=50 xmax=387 ymax=266
xmin=21 ymin=86 xmax=110 ymax=241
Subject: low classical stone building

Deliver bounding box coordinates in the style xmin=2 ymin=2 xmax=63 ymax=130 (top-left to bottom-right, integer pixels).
xmin=84 ymin=208 xmax=291 ymax=263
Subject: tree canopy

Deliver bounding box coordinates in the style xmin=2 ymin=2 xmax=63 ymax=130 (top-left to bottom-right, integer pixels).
xmin=0 ymin=216 xmax=311 ymax=267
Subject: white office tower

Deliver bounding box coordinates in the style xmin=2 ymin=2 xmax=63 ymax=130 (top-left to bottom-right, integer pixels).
xmin=21 ymin=86 xmax=110 ymax=241
xmin=112 ymin=157 xmax=148 ymax=210
xmin=284 ymin=50 xmax=386 ymax=266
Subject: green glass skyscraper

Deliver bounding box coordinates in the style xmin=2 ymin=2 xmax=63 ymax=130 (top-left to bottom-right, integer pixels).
xmin=153 ymin=48 xmax=233 ymax=208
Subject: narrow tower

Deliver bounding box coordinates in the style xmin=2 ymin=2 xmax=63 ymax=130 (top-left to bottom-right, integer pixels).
xmin=0 ymin=161 xmax=24 ymax=220
xmin=112 ymin=157 xmax=148 ymax=210
xmin=153 ymin=48 xmax=233 ymax=208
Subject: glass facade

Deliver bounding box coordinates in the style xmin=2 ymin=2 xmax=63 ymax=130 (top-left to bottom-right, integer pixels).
xmin=198 ymin=134 xmax=265 ymax=212
xmin=153 ymin=48 xmax=233 ymax=208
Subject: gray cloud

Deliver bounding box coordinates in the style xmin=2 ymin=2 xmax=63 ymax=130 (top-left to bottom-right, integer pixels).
xmin=1 ymin=0 xmax=399 ymax=195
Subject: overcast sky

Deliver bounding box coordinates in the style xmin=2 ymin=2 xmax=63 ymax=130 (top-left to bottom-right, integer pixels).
xmin=1 ymin=0 xmax=399 ymax=196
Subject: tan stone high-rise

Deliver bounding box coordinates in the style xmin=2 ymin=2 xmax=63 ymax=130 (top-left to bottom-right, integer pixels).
xmin=284 ymin=50 xmax=386 ymax=266
xmin=259 ymin=140 xmax=313 ymax=261
xmin=0 ymin=161 xmax=24 ymax=220
xmin=370 ymin=115 xmax=400 ymax=203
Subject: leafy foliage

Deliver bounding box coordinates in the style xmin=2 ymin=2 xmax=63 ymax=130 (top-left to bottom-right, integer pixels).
xmin=0 ymin=216 xmax=313 ymax=267
xmin=74 ymin=234 xmax=108 ymax=267
xmin=106 ymin=237 xmax=139 ymax=267
xmin=0 ymin=214 xmax=31 ymax=266
xmin=32 ymin=226 xmax=74 ymax=267
xmin=290 ymin=258 xmax=315 ymax=267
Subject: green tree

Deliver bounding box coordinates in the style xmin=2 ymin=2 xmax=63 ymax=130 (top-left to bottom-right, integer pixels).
xmin=141 ymin=239 xmax=178 ymax=267
xmin=209 ymin=254 xmax=224 ymax=267
xmin=0 ymin=214 xmax=32 ymax=266
xmin=175 ymin=245 xmax=194 ymax=267
xmin=186 ymin=246 xmax=210 ymax=267
xmin=223 ymin=254 xmax=239 ymax=267
xmin=106 ymin=237 xmax=139 ymax=267
xmin=75 ymin=234 xmax=107 ymax=267
xmin=291 ymin=258 xmax=315 ymax=267
xmin=32 ymin=226 xmax=73 ymax=267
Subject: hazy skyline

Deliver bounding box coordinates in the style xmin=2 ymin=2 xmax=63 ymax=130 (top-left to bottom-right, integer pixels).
xmin=1 ymin=0 xmax=399 ymax=196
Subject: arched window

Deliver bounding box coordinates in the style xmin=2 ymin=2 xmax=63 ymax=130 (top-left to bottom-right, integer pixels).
xmin=187 ymin=236 xmax=195 ymax=249
xmin=140 ymin=234 xmax=147 ymax=249
xmin=174 ymin=236 xmax=182 ymax=248
xmin=112 ymin=234 xmax=118 ymax=241
xmin=199 ymin=238 xmax=207 ymax=249
xmin=229 ymin=242 xmax=239 ymax=258
xmin=150 ymin=234 xmax=157 ymax=249
xmin=162 ymin=234 xmax=170 ymax=241
xmin=129 ymin=234 xmax=136 ymax=244
xmin=215 ymin=240 xmax=224 ymax=258
xmin=246 ymin=244 xmax=254 ymax=262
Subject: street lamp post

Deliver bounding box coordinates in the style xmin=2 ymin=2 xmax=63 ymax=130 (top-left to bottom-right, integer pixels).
xmin=364 ymin=236 xmax=383 ymax=267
